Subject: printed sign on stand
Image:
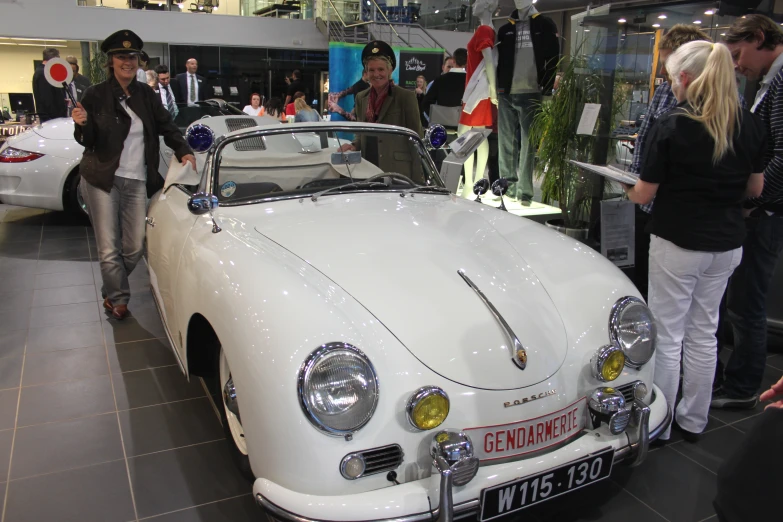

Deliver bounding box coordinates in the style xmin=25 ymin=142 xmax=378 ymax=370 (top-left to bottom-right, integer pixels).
xmin=600 ymin=200 xmax=635 ymax=268
xmin=397 ymin=49 xmax=444 ymax=90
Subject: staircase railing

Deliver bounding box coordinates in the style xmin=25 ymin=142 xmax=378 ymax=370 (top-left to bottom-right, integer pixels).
xmin=319 ymin=0 xmax=410 ymax=47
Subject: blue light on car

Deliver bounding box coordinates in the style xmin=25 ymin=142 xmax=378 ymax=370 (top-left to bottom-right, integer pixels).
xmin=426 ymin=124 xmax=447 ymax=149
xmin=186 ymin=124 xmax=215 ymax=153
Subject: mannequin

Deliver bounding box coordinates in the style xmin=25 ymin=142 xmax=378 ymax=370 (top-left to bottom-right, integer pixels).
xmin=496 ymin=0 xmax=559 ymax=204
xmin=459 ymin=0 xmax=498 ymax=199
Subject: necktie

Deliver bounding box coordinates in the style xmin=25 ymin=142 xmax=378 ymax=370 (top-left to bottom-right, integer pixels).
xmin=165 ymin=88 xmax=175 ymax=116
xmin=189 ymin=74 xmax=196 ymax=102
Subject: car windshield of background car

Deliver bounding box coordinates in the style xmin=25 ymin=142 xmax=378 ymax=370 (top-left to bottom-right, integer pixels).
xmin=214 ymin=128 xmax=442 ymax=204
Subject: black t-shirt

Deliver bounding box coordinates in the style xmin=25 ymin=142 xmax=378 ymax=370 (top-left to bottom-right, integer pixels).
xmin=641 ymin=102 xmax=767 ymax=252
xmin=347 ymin=79 xmax=369 ymax=98
xmin=287 ymin=80 xmax=303 ymax=98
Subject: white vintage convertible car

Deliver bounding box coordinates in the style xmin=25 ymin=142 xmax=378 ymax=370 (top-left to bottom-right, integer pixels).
xmin=147 ymin=119 xmax=671 ymax=521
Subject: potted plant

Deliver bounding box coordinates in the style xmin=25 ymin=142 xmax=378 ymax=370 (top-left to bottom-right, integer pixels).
xmin=85 ymin=44 xmax=108 ymax=86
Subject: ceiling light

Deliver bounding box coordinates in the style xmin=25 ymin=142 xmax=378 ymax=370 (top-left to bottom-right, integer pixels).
xmin=658 ymin=14 xmax=667 ymax=19
xmin=720 ymin=33 xmax=726 ymax=36
xmin=618 ymin=18 xmax=626 ymax=23
xmin=0 ymin=42 xmax=17 ymax=45
xmin=198 ymin=5 xmax=203 ymax=8
xmin=434 ymin=8 xmax=439 ymax=13
xmin=652 ymin=23 xmax=661 ymax=28
xmin=212 ymin=5 xmax=217 ymax=9
xmin=705 ymin=9 xmax=714 ymax=15
xmin=9 ymin=37 xmax=67 ymax=42
xmin=17 ymin=43 xmax=66 ymax=47
xmin=693 ymin=20 xmax=702 ymax=24
xmin=584 ymin=29 xmax=590 ymax=32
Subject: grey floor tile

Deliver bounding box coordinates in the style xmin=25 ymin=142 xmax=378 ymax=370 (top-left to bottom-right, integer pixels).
xmin=4 ymin=459 xmax=135 ymax=522
xmin=104 ymin=315 xmax=166 ymax=345
xmin=140 ymin=495 xmax=258 ymax=522
xmin=668 ymin=425 xmax=746 ymax=474
xmin=33 ymin=269 xmax=94 ymax=290
xmin=729 ymin=412 xmax=764 ymax=434
xmin=524 ymin=477 xmax=667 ymax=522
xmin=108 ymin=338 xmax=177 ymax=373
xmin=0 ymin=308 xmax=31 ymax=333
xmin=119 ymin=397 xmax=224 ymax=457
xmin=0 ymin=290 xmax=33 ymax=312
xmin=0 ymin=273 xmax=36 ymax=292
xmin=31 ymin=284 xmax=97 ymax=308
xmin=17 ymin=375 xmax=115 ymax=427
xmin=28 ymin=301 xmax=101 ymax=329
xmin=40 ymin=226 xmax=88 ymax=241
xmin=34 ymin=258 xmax=92 ymax=275
xmin=22 ymin=346 xmax=109 ymax=387
xmin=113 ymin=366 xmax=205 ymax=411
xmin=0 ymin=241 xmax=39 ymax=260
xmin=663 ymin=415 xmax=725 ymax=445
xmin=0 ymin=388 xmax=19 ymax=430
xmin=129 ymin=440 xmax=251 ymax=519
xmin=0 ymin=428 xmax=14 ymax=480
xmin=0 ymin=330 xmax=26 ymax=360
xmin=0 ymin=224 xmax=41 ymax=244
xmin=27 ymin=321 xmax=103 ymax=354
xmin=37 ymin=238 xmax=90 ymax=260
xmin=612 ymin=446 xmax=718 ymax=522
xmin=11 ymin=413 xmax=124 ymax=479
xmin=2 ymin=207 xmax=46 ymax=224
xmin=0 ymin=355 xmax=23 ymax=390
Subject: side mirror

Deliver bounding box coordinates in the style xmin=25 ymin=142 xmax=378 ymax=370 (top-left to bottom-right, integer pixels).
xmin=473 ymin=178 xmax=489 ymax=202
xmin=425 ymin=124 xmax=447 ymax=150
xmin=187 ymin=192 xmax=218 ymax=215
xmin=491 ymin=179 xmax=509 ymax=212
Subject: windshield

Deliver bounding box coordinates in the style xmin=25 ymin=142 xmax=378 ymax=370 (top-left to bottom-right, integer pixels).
xmin=212 ymin=126 xmax=444 ymax=204
xmin=174 ymin=101 xmax=243 ymax=132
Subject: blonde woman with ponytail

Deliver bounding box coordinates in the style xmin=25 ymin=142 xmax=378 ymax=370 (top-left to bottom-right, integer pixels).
xmin=623 ymin=40 xmax=767 ymax=443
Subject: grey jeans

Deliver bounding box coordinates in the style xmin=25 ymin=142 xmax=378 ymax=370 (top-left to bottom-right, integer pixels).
xmin=497 ymin=92 xmax=541 ymax=202
xmin=81 ymin=176 xmax=147 ymax=306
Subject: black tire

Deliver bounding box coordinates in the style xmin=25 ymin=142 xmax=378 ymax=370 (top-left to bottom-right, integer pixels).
xmin=64 ymin=171 xmax=87 ymax=216
xmin=213 ymin=345 xmax=254 ymax=481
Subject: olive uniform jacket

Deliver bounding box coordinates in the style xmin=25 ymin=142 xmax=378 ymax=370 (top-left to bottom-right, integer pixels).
xmin=354 ymin=85 xmax=424 ymax=182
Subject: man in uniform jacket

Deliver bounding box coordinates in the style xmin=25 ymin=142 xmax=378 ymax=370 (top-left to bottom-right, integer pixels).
xmin=32 ymin=48 xmax=67 ymax=122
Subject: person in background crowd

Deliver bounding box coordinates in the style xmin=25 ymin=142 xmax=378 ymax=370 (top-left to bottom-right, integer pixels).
xmin=71 ymin=29 xmax=195 ymax=320
xmin=264 ymin=97 xmax=285 ymax=121
xmin=285 ymin=91 xmax=305 ymax=117
xmin=415 ymin=75 xmax=427 ymax=126
xmin=628 ymin=25 xmax=714 ymax=301
xmin=175 ymin=58 xmax=205 ymax=105
xmin=623 ymin=40 xmax=766 ymax=443
xmin=712 ymin=14 xmax=783 ymax=410
xmin=135 ymin=51 xmax=150 ymax=83
xmin=155 ymin=64 xmax=178 ymax=119
xmin=328 ymin=70 xmax=370 ymax=121
xmin=145 ymin=69 xmax=158 ymax=90
xmin=32 ymin=48 xmax=67 ymax=122
xmin=427 ymin=55 xmax=455 ymax=92
xmin=284 ymin=69 xmax=303 ymax=108
xmin=66 ymin=56 xmax=91 ymax=103
xmin=243 ymin=93 xmax=265 ymax=116
xmin=422 ymin=47 xmax=467 ymax=116
xmin=294 ymin=97 xmax=319 ymax=122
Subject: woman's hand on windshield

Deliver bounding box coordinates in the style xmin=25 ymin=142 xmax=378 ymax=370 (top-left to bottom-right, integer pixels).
xmin=338 ymin=143 xmax=356 ymax=153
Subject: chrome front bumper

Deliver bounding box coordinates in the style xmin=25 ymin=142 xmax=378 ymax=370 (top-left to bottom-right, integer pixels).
xmin=256 ymin=393 xmax=673 ymax=522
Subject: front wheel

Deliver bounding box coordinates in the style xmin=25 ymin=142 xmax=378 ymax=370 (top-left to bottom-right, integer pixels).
xmin=64 ymin=171 xmax=88 ymax=216
xmin=218 ymin=346 xmax=253 ymax=480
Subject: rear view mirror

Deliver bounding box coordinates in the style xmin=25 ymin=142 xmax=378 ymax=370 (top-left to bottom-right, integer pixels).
xmin=331 ymin=151 xmax=362 ymax=166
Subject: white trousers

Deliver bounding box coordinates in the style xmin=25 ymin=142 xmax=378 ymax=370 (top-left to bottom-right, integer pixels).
xmin=648 ymin=235 xmax=742 ymax=439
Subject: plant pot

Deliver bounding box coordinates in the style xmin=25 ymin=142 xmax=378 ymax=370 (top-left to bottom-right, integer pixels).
xmin=545 ymin=218 xmax=589 ymax=241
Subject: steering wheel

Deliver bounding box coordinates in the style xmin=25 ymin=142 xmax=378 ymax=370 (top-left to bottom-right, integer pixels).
xmin=366 ymin=172 xmax=417 ymax=186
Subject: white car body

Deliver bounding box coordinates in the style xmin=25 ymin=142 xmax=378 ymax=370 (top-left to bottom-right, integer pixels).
xmin=146 ymin=121 xmax=671 ymax=521
xmin=0 ymin=102 xmax=269 ymax=213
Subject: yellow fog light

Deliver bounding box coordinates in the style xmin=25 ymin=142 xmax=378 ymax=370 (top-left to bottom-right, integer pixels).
xmin=406 ymin=386 xmax=449 ymax=430
xmin=591 ymin=345 xmax=626 ymax=382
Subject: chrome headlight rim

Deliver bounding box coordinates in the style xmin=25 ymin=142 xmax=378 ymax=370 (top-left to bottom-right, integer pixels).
xmin=406 ymin=386 xmax=449 ymax=431
xmin=297 ymin=342 xmax=379 ymax=437
xmin=591 ymin=344 xmax=625 ymax=382
xmin=609 ymin=296 xmax=657 ymax=368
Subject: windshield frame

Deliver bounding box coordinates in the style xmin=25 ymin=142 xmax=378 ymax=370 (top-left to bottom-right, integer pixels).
xmin=201 ymin=123 xmax=445 ymax=206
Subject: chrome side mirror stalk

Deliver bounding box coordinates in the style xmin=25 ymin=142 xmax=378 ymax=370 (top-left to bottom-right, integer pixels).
xmin=472 ymin=178 xmax=489 ymax=202
xmin=491 ymin=179 xmax=509 ymax=211
xmin=187 ymin=192 xmax=222 ymax=234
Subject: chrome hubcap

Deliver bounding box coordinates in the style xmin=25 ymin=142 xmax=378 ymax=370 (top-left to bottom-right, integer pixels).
xmin=223 ymin=377 xmax=240 ymax=419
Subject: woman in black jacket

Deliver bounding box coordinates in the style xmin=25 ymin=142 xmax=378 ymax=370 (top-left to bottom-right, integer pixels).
xmin=72 ymin=30 xmax=194 ymax=320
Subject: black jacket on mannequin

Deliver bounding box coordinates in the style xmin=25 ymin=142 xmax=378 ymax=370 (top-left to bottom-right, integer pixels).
xmin=496 ymin=10 xmax=560 ymax=95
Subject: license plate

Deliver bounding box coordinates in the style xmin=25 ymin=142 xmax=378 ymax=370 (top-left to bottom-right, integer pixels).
xmin=465 ymin=398 xmax=587 ymax=462
xmin=479 ymin=447 xmax=614 ymax=521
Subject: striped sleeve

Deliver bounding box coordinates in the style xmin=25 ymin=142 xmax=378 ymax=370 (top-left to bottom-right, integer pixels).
xmin=748 ymin=72 xmax=783 ymax=207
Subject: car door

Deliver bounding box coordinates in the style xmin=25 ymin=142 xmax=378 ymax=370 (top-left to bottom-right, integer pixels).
xmin=146 ymin=185 xmax=199 ymax=362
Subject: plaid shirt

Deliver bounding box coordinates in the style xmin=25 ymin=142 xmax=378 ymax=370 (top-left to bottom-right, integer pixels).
xmin=629 ymin=82 xmax=746 ymax=214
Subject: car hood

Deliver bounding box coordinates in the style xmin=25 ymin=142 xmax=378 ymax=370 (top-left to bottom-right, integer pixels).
xmin=247 ymin=193 xmax=567 ymax=390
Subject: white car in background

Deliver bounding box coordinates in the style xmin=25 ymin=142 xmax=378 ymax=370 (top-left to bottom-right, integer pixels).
xmin=146 ymin=120 xmax=671 ymax=521
xmin=0 ymin=100 xmax=269 ymax=214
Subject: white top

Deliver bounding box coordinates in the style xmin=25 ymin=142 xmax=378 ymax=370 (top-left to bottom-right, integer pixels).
xmin=187 ymin=73 xmax=199 ymax=106
xmin=243 ymin=105 xmax=264 ymax=116
xmin=115 ymin=100 xmax=146 ymax=181
xmin=752 ymin=50 xmax=783 ymax=113
xmin=135 ymin=69 xmax=147 ymax=83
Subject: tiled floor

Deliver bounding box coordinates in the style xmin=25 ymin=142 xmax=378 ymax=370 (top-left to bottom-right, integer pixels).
xmin=0 ymin=204 xmax=779 ymax=522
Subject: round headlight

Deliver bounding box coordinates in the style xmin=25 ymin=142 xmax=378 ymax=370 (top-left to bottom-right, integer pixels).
xmin=610 ymin=297 xmax=657 ymax=367
xmin=298 ymin=343 xmax=379 ymax=436
xmin=406 ymin=386 xmax=449 ymax=430
xmin=591 ymin=345 xmax=626 ymax=382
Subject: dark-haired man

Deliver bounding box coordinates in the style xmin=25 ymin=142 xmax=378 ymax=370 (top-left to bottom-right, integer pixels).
xmin=32 ymin=48 xmax=67 ymax=122
xmin=155 ymin=64 xmax=178 ymax=119
xmin=712 ymin=14 xmax=783 ymax=410
xmin=421 ymin=48 xmax=467 ymax=118
xmin=284 ymin=69 xmax=303 ymax=108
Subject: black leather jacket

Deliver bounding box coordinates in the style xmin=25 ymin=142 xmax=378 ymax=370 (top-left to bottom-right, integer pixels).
xmin=74 ymin=76 xmax=191 ymax=196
